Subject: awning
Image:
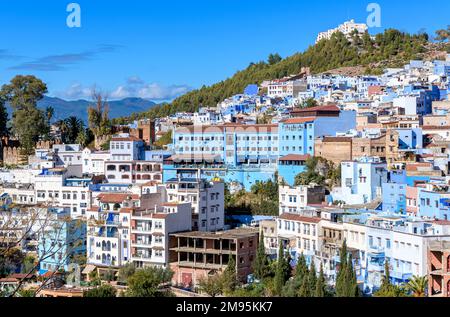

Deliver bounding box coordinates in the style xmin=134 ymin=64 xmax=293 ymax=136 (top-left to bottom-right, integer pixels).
xmin=237 ymin=156 xmax=246 ymax=163
xmin=82 ymin=264 xmax=96 ymax=275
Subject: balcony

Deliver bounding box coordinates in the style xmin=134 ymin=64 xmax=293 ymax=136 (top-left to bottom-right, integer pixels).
xmin=132 ymin=226 xmax=152 ymax=233
xmin=132 ymin=240 xmax=152 ymax=248
xmin=132 ymin=253 xmax=152 ymax=261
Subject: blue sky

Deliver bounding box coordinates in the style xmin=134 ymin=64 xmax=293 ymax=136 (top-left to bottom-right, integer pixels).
xmin=0 ymin=0 xmax=449 ymax=101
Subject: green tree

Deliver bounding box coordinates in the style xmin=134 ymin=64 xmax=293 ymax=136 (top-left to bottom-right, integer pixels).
xmin=0 ymin=248 xmax=25 ymax=277
xmin=21 ymin=255 xmax=36 ymax=275
xmin=308 ymin=262 xmax=317 ymax=295
xmin=126 ymin=267 xmax=174 ymax=297
xmin=0 ymin=95 xmax=9 ymax=137
xmin=335 ymin=240 xmax=348 ymax=297
xmin=76 ymin=128 xmax=94 ymax=147
xmin=17 ymin=289 xmax=36 ymax=297
xmin=314 ymin=263 xmax=326 ymax=297
xmin=118 ymin=263 xmax=136 ymax=283
xmin=0 ymin=75 xmax=49 ymax=154
xmin=154 ymin=130 xmax=172 ymax=148
xmin=404 ymin=275 xmax=427 ymax=297
xmin=273 ymin=244 xmax=290 ymax=296
xmin=198 ymin=273 xmax=223 ymax=297
xmin=45 ymin=106 xmax=54 ymax=125
xmin=63 ymin=116 xmax=84 ymax=144
xmin=374 ymin=260 xmax=408 ymax=297
xmin=268 ymin=53 xmax=282 ymax=65
xmin=88 ymin=92 xmax=112 ymax=140
xmin=253 ymin=231 xmax=269 ymax=280
xmin=282 ymin=254 xmax=308 ymax=297
xmin=301 ymin=98 xmax=318 ymax=109
xmin=298 ymin=274 xmax=310 ymax=297
xmin=83 ymin=284 xmax=117 ymax=297
xmin=222 ymin=257 xmax=238 ymax=295
xmin=346 ymin=254 xmax=359 ymax=297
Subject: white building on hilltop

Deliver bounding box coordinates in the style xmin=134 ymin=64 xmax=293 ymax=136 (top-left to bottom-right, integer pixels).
xmin=316 ymin=20 xmax=368 ymax=43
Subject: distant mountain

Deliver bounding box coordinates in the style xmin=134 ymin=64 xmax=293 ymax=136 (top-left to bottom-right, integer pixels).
xmin=4 ymin=96 xmax=157 ymax=123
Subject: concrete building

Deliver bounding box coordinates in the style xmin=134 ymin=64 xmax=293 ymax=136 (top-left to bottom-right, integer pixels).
xmin=336 ymin=157 xmax=388 ymax=205
xmin=86 ymin=193 xmax=140 ymax=270
xmin=316 ymin=19 xmax=368 ymax=43
xmin=81 ymin=149 xmax=110 ymax=176
xmin=169 ymin=228 xmax=259 ymax=287
xmin=165 ymin=177 xmax=224 ymax=232
xmin=428 ymin=240 xmax=450 ymax=297
xmin=131 ymin=202 xmax=192 ymax=268
xmin=277 ymin=212 xmax=322 ymax=265
xmin=279 ymin=185 xmax=325 ymax=214
xmin=38 ymin=207 xmax=86 ymax=274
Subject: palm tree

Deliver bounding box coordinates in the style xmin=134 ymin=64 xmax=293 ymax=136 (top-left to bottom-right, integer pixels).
xmin=45 ymin=106 xmax=54 ymax=125
xmin=404 ymin=275 xmax=427 ymax=297
xmin=64 ymin=116 xmax=84 ymax=144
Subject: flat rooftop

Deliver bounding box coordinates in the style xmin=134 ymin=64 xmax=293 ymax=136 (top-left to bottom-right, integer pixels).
xmin=171 ymin=228 xmax=258 ymax=240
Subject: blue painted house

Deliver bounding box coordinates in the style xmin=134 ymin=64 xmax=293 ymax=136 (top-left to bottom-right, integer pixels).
xmin=38 ymin=208 xmax=87 ymax=275
xmin=382 ymin=182 xmax=407 ymax=214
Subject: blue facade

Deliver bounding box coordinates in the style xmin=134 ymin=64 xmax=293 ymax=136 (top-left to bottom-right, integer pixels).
xmin=38 ymin=208 xmax=87 ymax=274
xmin=382 ymin=183 xmax=407 ymax=214
xmin=418 ymin=191 xmax=450 ymax=220
xmin=278 ymin=163 xmax=307 ymax=186
xmin=397 ymin=128 xmax=423 ymax=150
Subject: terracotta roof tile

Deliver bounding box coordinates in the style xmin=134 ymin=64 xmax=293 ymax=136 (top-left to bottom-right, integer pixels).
xmin=282 ymin=117 xmax=316 ymax=124
xmin=279 ymin=154 xmax=311 ymax=161
xmin=279 ymin=213 xmax=321 ymax=223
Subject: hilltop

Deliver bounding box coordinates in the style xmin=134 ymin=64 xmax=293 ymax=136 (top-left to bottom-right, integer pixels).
xmin=113 ymin=29 xmax=448 ymax=124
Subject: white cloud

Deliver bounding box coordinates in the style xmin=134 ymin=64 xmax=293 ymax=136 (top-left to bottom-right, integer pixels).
xmin=137 ymin=83 xmax=191 ymax=100
xmin=56 ymin=83 xmax=94 ymax=100
xmin=55 ymin=79 xmax=192 ymax=101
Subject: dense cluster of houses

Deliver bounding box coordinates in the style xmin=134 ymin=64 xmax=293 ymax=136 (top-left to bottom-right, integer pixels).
xmin=2 ymin=51 xmax=450 ymax=297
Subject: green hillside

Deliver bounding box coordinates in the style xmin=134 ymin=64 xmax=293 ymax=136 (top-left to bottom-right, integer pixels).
xmin=113 ymin=29 xmax=439 ymax=124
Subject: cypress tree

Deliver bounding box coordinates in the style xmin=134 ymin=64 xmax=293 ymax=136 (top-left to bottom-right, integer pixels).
xmin=346 ymin=254 xmax=359 ymax=297
xmin=335 ymin=240 xmax=348 ymax=297
xmin=274 ymin=244 xmax=287 ymax=296
xmin=308 ymin=262 xmax=317 ymax=295
xmin=314 ymin=263 xmax=326 ymax=297
xmin=295 ymin=253 xmax=308 ymax=282
xmin=298 ymin=274 xmax=310 ymax=297
xmin=253 ymin=231 xmax=269 ymax=280
xmin=222 ymin=257 xmax=237 ymax=295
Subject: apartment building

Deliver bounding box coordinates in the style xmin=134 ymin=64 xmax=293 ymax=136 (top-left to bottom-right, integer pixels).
xmin=86 ymin=193 xmax=140 ymax=270
xmin=131 ymin=202 xmax=192 ymax=268
xmin=267 ymin=79 xmax=306 ymax=98
xmin=34 ymin=168 xmax=91 ymax=218
xmin=38 ymin=207 xmax=86 ymax=274
xmin=277 ymin=212 xmax=321 ymax=265
xmin=104 ymin=160 xmax=162 ymax=185
xmin=81 ymin=148 xmax=110 ymax=176
xmin=165 ymin=177 xmax=224 ymax=232
xmin=278 ymin=185 xmax=325 ymax=214
xmin=334 ymin=157 xmax=388 ymax=205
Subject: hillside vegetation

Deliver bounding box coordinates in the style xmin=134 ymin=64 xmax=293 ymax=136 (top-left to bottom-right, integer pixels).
xmin=113 ymin=29 xmax=442 ymax=124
